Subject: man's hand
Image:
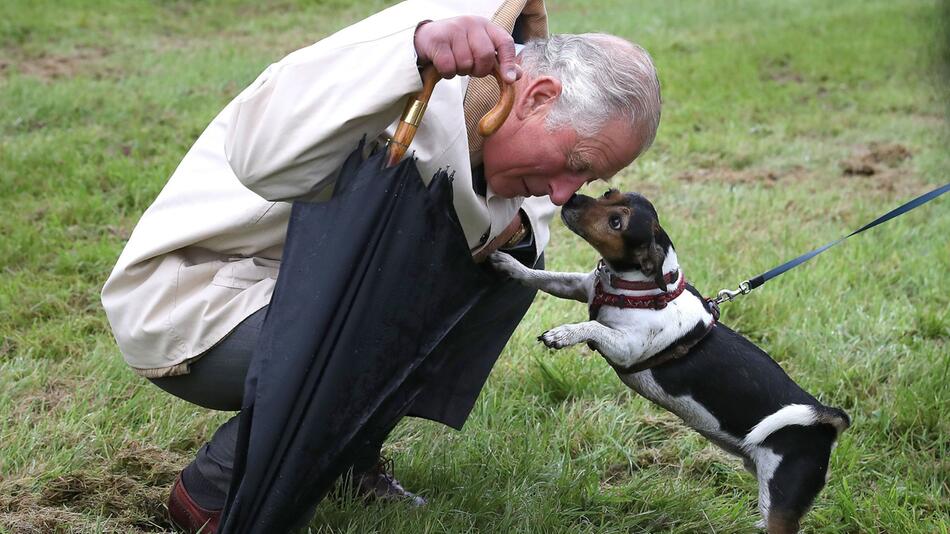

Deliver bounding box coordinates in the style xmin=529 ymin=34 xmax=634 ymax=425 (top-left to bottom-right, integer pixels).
xmin=414 ymin=16 xmax=521 ymax=83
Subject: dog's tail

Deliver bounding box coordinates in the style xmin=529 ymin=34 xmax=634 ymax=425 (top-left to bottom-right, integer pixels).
xmin=742 ymin=404 xmax=851 ymax=450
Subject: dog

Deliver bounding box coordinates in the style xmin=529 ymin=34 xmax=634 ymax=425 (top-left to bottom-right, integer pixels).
xmin=489 ymin=189 xmax=850 ymax=534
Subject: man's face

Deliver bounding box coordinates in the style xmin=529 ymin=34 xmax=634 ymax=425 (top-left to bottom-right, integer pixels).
xmin=481 ymin=79 xmax=645 ymax=206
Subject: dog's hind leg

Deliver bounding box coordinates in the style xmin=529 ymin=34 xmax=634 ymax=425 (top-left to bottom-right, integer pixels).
xmin=755 ymin=425 xmax=839 ymax=533
xmin=762 ymin=451 xmax=831 ymax=534
xmin=766 ymin=509 xmax=802 ymax=534
xmin=749 ymin=445 xmax=783 ymax=531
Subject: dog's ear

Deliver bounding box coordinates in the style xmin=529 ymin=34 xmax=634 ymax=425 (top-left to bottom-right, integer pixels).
xmin=637 ymin=240 xmax=667 ymax=288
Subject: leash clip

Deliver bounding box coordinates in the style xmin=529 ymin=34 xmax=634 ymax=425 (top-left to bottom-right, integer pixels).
xmin=714 ymin=280 xmax=752 ymax=305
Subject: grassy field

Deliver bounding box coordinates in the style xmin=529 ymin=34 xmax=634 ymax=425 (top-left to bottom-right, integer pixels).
xmin=1 ymin=0 xmax=948 ymax=532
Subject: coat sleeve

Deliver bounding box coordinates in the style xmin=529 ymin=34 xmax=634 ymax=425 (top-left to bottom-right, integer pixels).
xmin=521 ymin=196 xmax=557 ymax=261
xmin=224 ymin=3 xmax=440 ymax=201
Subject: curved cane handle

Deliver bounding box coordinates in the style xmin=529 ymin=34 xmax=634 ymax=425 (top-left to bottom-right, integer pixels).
xmin=476 ymin=67 xmax=515 ymax=137
xmin=386 ymin=65 xmax=514 ymax=167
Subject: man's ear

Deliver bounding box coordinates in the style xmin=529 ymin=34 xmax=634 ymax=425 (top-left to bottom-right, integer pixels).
xmin=515 ymin=75 xmax=562 ymax=120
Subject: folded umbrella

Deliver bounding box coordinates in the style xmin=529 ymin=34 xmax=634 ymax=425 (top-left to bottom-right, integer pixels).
xmin=219 ymin=67 xmax=513 ymax=533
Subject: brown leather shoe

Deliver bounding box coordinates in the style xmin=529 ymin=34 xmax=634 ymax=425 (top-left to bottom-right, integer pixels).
xmin=167 ymin=474 xmax=222 ymax=533
xmin=348 ymin=457 xmax=427 ymax=507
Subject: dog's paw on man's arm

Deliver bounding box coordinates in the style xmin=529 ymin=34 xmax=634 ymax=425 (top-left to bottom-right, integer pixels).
xmin=487 ymin=251 xmax=529 ymax=280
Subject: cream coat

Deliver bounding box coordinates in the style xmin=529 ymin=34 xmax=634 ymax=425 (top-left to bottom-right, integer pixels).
xmin=101 ymin=0 xmax=556 ymax=377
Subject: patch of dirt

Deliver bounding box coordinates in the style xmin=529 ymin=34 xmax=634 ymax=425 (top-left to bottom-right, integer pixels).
xmin=840 ymin=142 xmax=913 ymax=176
xmin=11 ymin=378 xmax=78 ymax=418
xmin=0 ymin=495 xmax=93 ymax=534
xmin=676 ymin=166 xmax=810 ymax=187
xmin=762 ymin=55 xmax=804 ymax=85
xmin=153 ymin=27 xmax=316 ymax=65
xmin=0 ymin=337 xmax=15 ymax=358
xmin=105 ymin=224 xmax=133 ymax=241
xmin=768 ymin=68 xmax=804 ymax=85
xmin=632 ymin=446 xmax=683 ymax=469
xmin=683 ymin=445 xmax=737 ymax=485
xmin=2 ymin=47 xmax=115 ymax=82
xmin=600 ymin=444 xmax=684 ymax=488
xmin=675 ymin=146 xmax=927 ymax=198
xmin=0 ymin=441 xmax=185 ymax=533
xmin=40 ymin=473 xmax=138 ymax=512
xmin=838 ymin=142 xmax=931 ymax=196
xmin=111 ymin=441 xmax=185 ymax=488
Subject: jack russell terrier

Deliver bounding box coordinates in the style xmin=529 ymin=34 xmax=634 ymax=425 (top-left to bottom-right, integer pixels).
xmin=489 ymin=189 xmax=850 ymax=534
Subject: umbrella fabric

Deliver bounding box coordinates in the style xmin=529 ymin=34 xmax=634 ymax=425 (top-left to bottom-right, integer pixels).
xmin=218 ymin=140 xmax=493 ymax=533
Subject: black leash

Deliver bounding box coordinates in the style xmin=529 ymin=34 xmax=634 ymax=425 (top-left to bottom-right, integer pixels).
xmin=712 ymin=182 xmax=950 ymax=307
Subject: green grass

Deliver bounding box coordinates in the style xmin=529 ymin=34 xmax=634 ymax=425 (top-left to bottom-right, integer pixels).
xmin=1 ymin=0 xmax=948 ymax=532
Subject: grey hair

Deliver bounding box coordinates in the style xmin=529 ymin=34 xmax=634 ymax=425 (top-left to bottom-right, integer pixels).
xmin=518 ymin=33 xmax=661 ymax=156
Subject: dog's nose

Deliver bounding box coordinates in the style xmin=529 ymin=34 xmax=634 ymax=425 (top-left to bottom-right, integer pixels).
xmin=564 ymin=194 xmax=580 ymax=208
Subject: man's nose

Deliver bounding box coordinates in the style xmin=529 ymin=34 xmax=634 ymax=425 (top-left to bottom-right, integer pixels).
xmin=548 ymin=174 xmax=588 ymax=206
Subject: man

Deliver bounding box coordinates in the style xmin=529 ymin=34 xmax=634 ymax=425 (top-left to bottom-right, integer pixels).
xmin=101 ymin=0 xmax=660 ymax=531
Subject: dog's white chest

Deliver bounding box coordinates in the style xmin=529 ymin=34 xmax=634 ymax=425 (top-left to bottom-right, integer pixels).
xmin=591 ymin=291 xmax=713 ymax=363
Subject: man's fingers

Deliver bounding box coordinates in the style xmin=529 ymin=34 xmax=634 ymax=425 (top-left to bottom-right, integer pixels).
xmin=414 ymin=17 xmax=520 ymax=81
xmin=467 ymin=27 xmax=498 ymax=78
xmin=486 ymin=23 xmax=519 ymax=83
xmin=451 ymin=31 xmax=474 ymax=76
xmin=430 ymin=45 xmax=457 ymax=79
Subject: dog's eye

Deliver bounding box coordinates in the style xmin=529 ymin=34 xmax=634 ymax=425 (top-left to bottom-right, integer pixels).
xmin=602 ymin=189 xmax=614 ymax=198
xmin=609 ymin=215 xmax=623 ymax=230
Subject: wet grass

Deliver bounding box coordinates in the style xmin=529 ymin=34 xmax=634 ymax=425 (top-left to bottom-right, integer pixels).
xmin=1 ymin=0 xmax=948 ymax=532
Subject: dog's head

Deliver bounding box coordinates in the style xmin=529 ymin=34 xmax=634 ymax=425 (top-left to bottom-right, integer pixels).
xmin=560 ymin=190 xmax=673 ymax=285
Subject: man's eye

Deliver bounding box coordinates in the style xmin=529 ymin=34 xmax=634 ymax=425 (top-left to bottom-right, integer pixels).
xmin=609 ymin=215 xmax=622 ymax=230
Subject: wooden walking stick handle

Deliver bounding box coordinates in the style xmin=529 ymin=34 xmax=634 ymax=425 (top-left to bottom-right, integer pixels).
xmin=385 ymin=64 xmax=514 ymax=167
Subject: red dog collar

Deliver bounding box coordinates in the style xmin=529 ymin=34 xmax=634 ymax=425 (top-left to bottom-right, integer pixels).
xmin=589 ymin=269 xmax=687 ymax=319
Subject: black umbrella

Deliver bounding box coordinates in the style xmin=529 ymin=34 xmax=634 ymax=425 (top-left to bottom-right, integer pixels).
xmin=218 ymin=68 xmax=513 ymax=533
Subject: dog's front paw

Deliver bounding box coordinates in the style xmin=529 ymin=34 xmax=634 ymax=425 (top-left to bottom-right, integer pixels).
xmin=538 ymin=326 xmax=578 ymax=349
xmin=488 ymin=251 xmax=526 ymax=279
